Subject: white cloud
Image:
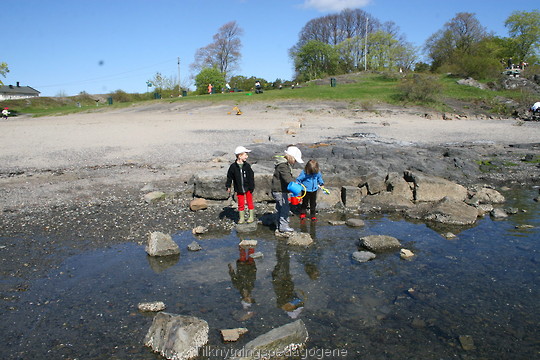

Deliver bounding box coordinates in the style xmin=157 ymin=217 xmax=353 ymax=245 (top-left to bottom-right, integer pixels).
xmin=303 ymin=0 xmax=372 ymax=12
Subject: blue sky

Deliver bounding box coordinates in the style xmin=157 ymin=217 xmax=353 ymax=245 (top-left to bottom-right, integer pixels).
xmin=3 ymin=0 xmax=538 ymax=96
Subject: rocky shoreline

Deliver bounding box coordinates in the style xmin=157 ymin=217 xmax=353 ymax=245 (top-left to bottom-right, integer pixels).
xmin=1 ymin=135 xmax=538 ymax=282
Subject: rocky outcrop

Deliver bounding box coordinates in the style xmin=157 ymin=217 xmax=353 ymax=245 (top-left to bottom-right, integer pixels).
xmin=144 ymin=313 xmax=209 ymax=360
xmin=407 ymin=197 xmax=479 ymax=225
xmin=405 ymin=171 xmax=468 ymax=202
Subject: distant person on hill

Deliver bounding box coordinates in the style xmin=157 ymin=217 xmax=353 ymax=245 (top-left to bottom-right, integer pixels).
xmin=207 ymin=83 xmax=213 ymax=94
xmin=2 ymin=107 xmax=10 ymax=119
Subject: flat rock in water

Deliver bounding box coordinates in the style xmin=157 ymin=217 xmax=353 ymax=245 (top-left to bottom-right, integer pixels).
xmin=287 ymin=232 xmax=313 ymax=246
xmin=236 ymin=222 xmax=258 ymax=233
xmin=352 ymin=251 xmax=376 ymax=263
xmin=187 ymin=241 xmax=202 ymax=251
xmin=359 ymin=235 xmax=401 ymax=252
xmin=346 ymin=218 xmax=365 ymax=227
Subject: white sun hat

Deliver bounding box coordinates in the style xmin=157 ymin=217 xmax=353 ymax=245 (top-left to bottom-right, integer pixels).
xmin=234 ymin=146 xmax=252 ymax=155
xmin=285 ymin=146 xmax=303 ymax=163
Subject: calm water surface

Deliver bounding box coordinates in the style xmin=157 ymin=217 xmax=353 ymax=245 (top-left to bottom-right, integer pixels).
xmin=1 ymin=189 xmax=539 ymax=359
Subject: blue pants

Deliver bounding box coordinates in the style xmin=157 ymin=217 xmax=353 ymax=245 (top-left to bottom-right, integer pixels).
xmin=272 ymin=192 xmax=290 ymax=231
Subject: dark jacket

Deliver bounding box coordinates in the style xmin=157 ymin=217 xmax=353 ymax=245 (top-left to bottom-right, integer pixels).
xmin=271 ymin=156 xmax=295 ymax=192
xmin=226 ymin=161 xmax=255 ymax=193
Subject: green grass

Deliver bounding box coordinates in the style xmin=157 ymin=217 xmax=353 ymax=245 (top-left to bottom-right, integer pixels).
xmin=0 ymin=72 xmax=529 ymax=117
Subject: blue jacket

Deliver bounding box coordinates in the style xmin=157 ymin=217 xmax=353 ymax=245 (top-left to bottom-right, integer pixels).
xmin=296 ymin=171 xmax=324 ymax=192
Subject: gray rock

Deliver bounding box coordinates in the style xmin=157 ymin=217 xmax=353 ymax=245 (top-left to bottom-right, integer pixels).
xmin=229 ymin=320 xmax=308 ymax=360
xmin=316 ymin=186 xmax=341 ymax=209
xmin=192 ymin=226 xmax=208 ymax=235
xmin=191 ymin=170 xmax=229 ymax=200
xmin=138 ymin=301 xmax=166 ymax=312
xmin=386 ymin=172 xmax=413 ymax=200
xmin=346 ymin=218 xmax=365 ymax=227
xmin=352 ymin=251 xmax=376 ymax=263
xmin=359 ymin=192 xmax=415 ymax=212
xmin=146 ymin=232 xmax=180 ymax=257
xmin=470 ymin=187 xmax=505 ymax=204
xmin=341 ymin=185 xmax=366 ymax=206
xmin=236 ymin=222 xmax=258 ymax=233
xmin=144 ymin=191 xmax=166 ymax=204
xmin=359 ymin=235 xmax=401 ymax=252
xmin=424 ymin=197 xmax=479 ymax=225
xmin=366 ymin=175 xmax=386 ymax=195
xmin=187 ymin=241 xmax=202 ymax=251
xmin=406 ymin=171 xmax=467 ymax=202
xmin=287 ymin=232 xmax=313 ymax=246
xmin=144 ymin=312 xmax=208 ymax=360
xmin=491 ymin=208 xmax=508 ymax=219
xmin=189 ymin=198 xmax=208 ymax=211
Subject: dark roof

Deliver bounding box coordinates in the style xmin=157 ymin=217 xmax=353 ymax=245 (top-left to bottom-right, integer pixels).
xmin=0 ymin=85 xmax=41 ymax=95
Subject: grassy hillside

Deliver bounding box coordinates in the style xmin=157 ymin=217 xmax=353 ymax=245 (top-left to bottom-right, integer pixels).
xmin=1 ymin=72 xmax=534 ymax=117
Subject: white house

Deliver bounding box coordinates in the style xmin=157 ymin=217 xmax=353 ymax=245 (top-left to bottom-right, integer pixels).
xmin=0 ymin=82 xmax=40 ymax=100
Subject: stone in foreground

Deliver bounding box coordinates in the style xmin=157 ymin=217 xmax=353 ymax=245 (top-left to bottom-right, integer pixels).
xmin=229 ymin=320 xmax=308 ymax=360
xmin=146 ymin=232 xmax=180 ymax=257
xmin=145 ymin=312 xmax=208 ymax=360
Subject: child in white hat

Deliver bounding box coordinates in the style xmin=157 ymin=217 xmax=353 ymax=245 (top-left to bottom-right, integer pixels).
xmin=226 ymin=146 xmax=256 ymax=224
xmin=271 ymin=146 xmax=303 ymax=232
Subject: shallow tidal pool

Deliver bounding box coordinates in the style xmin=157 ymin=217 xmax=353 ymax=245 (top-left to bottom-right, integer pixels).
xmin=1 ymin=189 xmax=539 ymax=360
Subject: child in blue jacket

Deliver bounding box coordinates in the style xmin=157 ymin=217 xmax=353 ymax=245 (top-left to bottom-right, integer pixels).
xmin=296 ymin=160 xmax=326 ymax=221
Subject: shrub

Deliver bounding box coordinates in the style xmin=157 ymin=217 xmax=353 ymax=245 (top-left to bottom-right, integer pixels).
xmin=110 ymin=89 xmax=132 ymax=103
xmin=397 ymin=73 xmax=442 ymax=102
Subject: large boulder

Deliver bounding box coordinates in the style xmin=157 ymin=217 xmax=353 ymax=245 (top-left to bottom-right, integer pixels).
xmin=386 ymin=172 xmax=414 ymax=200
xmin=191 ymin=169 xmax=229 ymax=200
xmin=229 ymin=320 xmax=308 ymax=360
xmin=144 ymin=313 xmax=209 ymax=360
xmin=405 ymin=171 xmax=467 ymax=202
xmin=341 ymin=185 xmax=367 ymax=206
xmin=317 ymin=186 xmax=342 ymax=209
xmin=409 ymin=197 xmax=479 ymax=225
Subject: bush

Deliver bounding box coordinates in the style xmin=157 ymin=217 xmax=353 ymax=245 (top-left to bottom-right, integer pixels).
xmin=109 ymin=89 xmax=134 ymax=103
xmin=397 ymin=74 xmax=442 ymax=102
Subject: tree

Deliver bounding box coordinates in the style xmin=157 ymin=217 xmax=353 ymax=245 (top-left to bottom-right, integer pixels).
xmin=191 ymin=21 xmax=243 ymax=78
xmin=0 ymin=62 xmax=9 ymax=85
xmin=505 ymin=10 xmax=540 ymax=63
xmin=425 ymin=12 xmax=489 ymax=71
xmin=148 ymin=72 xmax=177 ymax=92
xmin=292 ymin=40 xmax=339 ymax=81
xmin=365 ymin=31 xmax=416 ymax=71
xmin=194 ymin=67 xmax=225 ymax=95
